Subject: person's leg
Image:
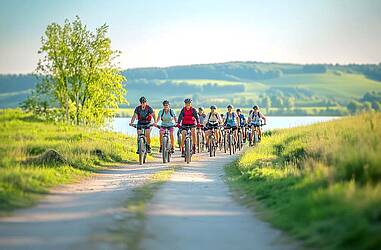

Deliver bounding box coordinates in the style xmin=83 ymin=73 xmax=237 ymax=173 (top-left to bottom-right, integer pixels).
xmin=170 ymin=129 xmax=175 ymax=152
xmin=205 ymin=130 xmax=210 ymax=146
xmin=181 ymin=129 xmax=186 ymax=156
xmin=159 ymin=129 xmax=164 ymax=152
xmin=136 ymin=129 xmax=142 ymax=153
xmin=191 ymin=128 xmax=196 ymax=153
xmin=145 ymin=128 xmax=151 ymax=152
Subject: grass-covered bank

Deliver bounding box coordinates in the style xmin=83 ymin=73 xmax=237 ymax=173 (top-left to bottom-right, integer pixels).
xmin=0 ymin=109 xmax=145 ymax=213
xmin=226 ymin=112 xmax=381 ymax=250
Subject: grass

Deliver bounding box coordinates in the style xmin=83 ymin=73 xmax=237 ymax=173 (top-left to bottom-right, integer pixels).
xmin=261 ymin=72 xmax=381 ymax=98
xmin=226 ymin=112 xmax=381 ymax=250
xmin=0 ymin=109 xmax=154 ymax=213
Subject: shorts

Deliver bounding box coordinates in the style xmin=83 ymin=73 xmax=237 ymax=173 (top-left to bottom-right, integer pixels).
xmin=181 ymin=124 xmax=196 ymax=131
xmin=137 ymin=121 xmax=151 ymax=130
xmin=250 ymin=122 xmax=261 ymax=128
xmin=160 ymin=127 xmax=174 ymax=133
xmin=206 ymin=123 xmax=219 ymax=130
xmin=225 ymin=124 xmax=238 ymax=130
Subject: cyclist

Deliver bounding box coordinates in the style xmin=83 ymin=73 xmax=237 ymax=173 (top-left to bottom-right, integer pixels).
xmin=224 ymin=105 xmax=240 ymax=143
xmin=236 ymin=108 xmax=247 ymax=142
xmin=155 ymin=100 xmax=177 ymax=154
xmin=248 ymin=105 xmax=267 ymax=141
xmin=177 ymin=98 xmax=200 ymax=157
xmin=129 ymin=96 xmax=156 ymax=153
xmin=197 ymin=107 xmax=206 ymax=150
xmin=204 ymin=105 xmax=223 ymax=149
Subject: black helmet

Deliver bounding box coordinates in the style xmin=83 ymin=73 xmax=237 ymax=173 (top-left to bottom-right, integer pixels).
xmin=163 ymin=100 xmax=169 ymax=105
xmin=210 ymin=105 xmax=217 ymax=110
xmin=198 ymin=107 xmax=204 ymax=111
xmin=139 ymin=96 xmax=147 ymax=103
xmin=236 ymin=108 xmax=241 ymax=112
xmin=227 ymin=104 xmax=233 ymax=109
xmin=184 ymin=98 xmax=192 ymax=104
xmin=253 ymin=105 xmax=259 ymax=110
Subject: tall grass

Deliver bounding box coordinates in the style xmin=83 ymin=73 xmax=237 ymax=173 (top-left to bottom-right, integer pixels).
xmin=0 ymin=109 xmax=142 ymax=213
xmin=226 ymin=112 xmax=381 ymax=250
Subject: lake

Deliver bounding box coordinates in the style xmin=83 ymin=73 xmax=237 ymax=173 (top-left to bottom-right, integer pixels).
xmin=109 ymin=116 xmax=340 ymax=137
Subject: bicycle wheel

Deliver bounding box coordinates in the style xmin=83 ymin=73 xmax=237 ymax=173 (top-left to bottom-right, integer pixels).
xmin=209 ymin=136 xmax=214 ymax=157
xmin=139 ymin=138 xmax=145 ymax=165
xmin=185 ymin=137 xmax=191 ymax=164
xmin=197 ymin=131 xmax=201 ymax=153
xmin=162 ymin=136 xmax=168 ymax=163
xmin=229 ymin=134 xmax=233 ymax=155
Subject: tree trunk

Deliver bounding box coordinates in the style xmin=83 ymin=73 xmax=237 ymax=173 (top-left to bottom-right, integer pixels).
xmin=75 ymin=93 xmax=80 ymax=125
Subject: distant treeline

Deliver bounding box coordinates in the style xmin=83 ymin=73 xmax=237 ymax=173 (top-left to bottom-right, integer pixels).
xmin=124 ymin=62 xmax=381 ymax=81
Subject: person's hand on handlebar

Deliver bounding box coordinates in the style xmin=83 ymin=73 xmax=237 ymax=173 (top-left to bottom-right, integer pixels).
xmin=177 ymin=123 xmax=181 ymax=128
xmin=197 ymin=123 xmax=201 ymax=128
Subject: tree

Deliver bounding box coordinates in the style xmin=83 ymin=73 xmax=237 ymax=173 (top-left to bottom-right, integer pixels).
xmin=28 ymin=16 xmax=126 ymax=125
xmin=347 ymin=100 xmax=363 ymax=114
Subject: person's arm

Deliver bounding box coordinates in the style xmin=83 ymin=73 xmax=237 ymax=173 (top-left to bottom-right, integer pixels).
xmin=177 ymin=108 xmax=184 ymax=124
xmin=129 ymin=108 xmax=138 ymax=125
xmin=260 ymin=112 xmax=267 ymax=124
xmin=173 ymin=110 xmax=178 ymax=124
xmin=193 ymin=108 xmax=200 ymax=125
xmin=151 ymin=108 xmax=157 ymax=125
xmin=217 ymin=113 xmax=223 ymax=125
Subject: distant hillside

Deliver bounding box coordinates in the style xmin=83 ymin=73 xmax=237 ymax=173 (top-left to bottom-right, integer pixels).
xmin=1 ymin=61 xmax=381 ymax=115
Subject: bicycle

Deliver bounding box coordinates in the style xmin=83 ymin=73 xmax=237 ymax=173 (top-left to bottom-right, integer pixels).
xmin=196 ymin=126 xmax=205 ymax=153
xmin=157 ymin=125 xmax=176 ymax=163
xmin=177 ymin=129 xmax=182 ymax=151
xmin=181 ymin=125 xmax=195 ymax=164
xmin=237 ymin=126 xmax=244 ymax=151
xmin=225 ymin=126 xmax=237 ymax=155
xmin=220 ymin=126 xmax=227 ymax=153
xmin=206 ymin=122 xmax=219 ymax=157
xmin=248 ymin=122 xmax=265 ymax=146
xmin=130 ymin=124 xmax=152 ymax=165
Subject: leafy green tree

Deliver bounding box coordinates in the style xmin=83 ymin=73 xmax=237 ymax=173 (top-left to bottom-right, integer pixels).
xmin=27 ymin=16 xmax=126 ymax=125
xmin=347 ymin=100 xmax=363 ymax=114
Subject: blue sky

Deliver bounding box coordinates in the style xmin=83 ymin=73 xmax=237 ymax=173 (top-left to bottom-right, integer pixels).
xmin=0 ymin=0 xmax=380 ymax=73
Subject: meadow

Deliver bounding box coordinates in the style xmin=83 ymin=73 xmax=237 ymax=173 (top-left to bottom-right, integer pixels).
xmin=226 ymin=112 xmax=381 ymax=250
xmin=0 ymin=109 xmax=151 ymax=213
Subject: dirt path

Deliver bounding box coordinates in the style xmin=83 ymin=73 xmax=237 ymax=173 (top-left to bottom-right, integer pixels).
xmin=0 ymin=158 xmax=170 ymax=250
xmin=142 ymin=153 xmax=296 ymax=250
xmin=0 ymin=151 xmax=296 ymax=250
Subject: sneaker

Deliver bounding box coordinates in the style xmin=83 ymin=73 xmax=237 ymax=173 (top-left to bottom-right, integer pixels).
xmin=147 ymin=145 xmax=151 ymax=153
xmin=159 ymin=146 xmax=162 ymax=153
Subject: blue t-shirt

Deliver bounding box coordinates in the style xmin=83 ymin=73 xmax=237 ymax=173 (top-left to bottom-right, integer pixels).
xmin=238 ymin=114 xmax=245 ymax=126
xmin=158 ymin=109 xmax=176 ymax=126
xmin=225 ymin=112 xmax=237 ymax=126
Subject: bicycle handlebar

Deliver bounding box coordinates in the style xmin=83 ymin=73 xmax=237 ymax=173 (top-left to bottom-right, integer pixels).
xmin=130 ymin=124 xmax=152 ymax=129
xmin=156 ymin=125 xmax=177 ymax=129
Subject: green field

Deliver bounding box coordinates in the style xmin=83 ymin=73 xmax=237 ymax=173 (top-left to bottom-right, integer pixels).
xmin=226 ymin=112 xmax=381 ymax=250
xmin=0 ymin=109 xmax=152 ymax=213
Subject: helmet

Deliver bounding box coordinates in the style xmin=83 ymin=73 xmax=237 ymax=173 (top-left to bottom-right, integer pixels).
xmin=227 ymin=104 xmax=233 ymax=109
xmin=210 ymin=105 xmax=217 ymax=110
xmin=184 ymin=98 xmax=192 ymax=104
xmin=253 ymin=105 xmax=259 ymax=110
xmin=139 ymin=96 xmax=147 ymax=103
xmin=162 ymin=100 xmax=169 ymax=105
xmin=198 ymin=107 xmax=204 ymax=111
xmin=236 ymin=108 xmax=241 ymax=112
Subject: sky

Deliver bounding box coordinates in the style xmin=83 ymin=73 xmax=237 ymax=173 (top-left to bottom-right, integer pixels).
xmin=0 ymin=0 xmax=380 ymax=74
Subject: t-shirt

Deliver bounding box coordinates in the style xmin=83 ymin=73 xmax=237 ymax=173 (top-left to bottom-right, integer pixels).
xmin=204 ymin=112 xmax=222 ymax=125
xmin=198 ymin=113 xmax=206 ymax=125
xmin=225 ymin=112 xmax=237 ymax=126
xmin=158 ymin=109 xmax=176 ymax=127
xmin=134 ymin=105 xmax=154 ymax=123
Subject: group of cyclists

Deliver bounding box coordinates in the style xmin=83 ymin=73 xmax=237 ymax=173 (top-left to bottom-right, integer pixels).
xmin=129 ymin=96 xmax=267 ymax=158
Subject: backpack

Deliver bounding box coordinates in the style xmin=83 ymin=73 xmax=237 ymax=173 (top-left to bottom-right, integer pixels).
xmin=161 ymin=109 xmax=174 ymax=119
